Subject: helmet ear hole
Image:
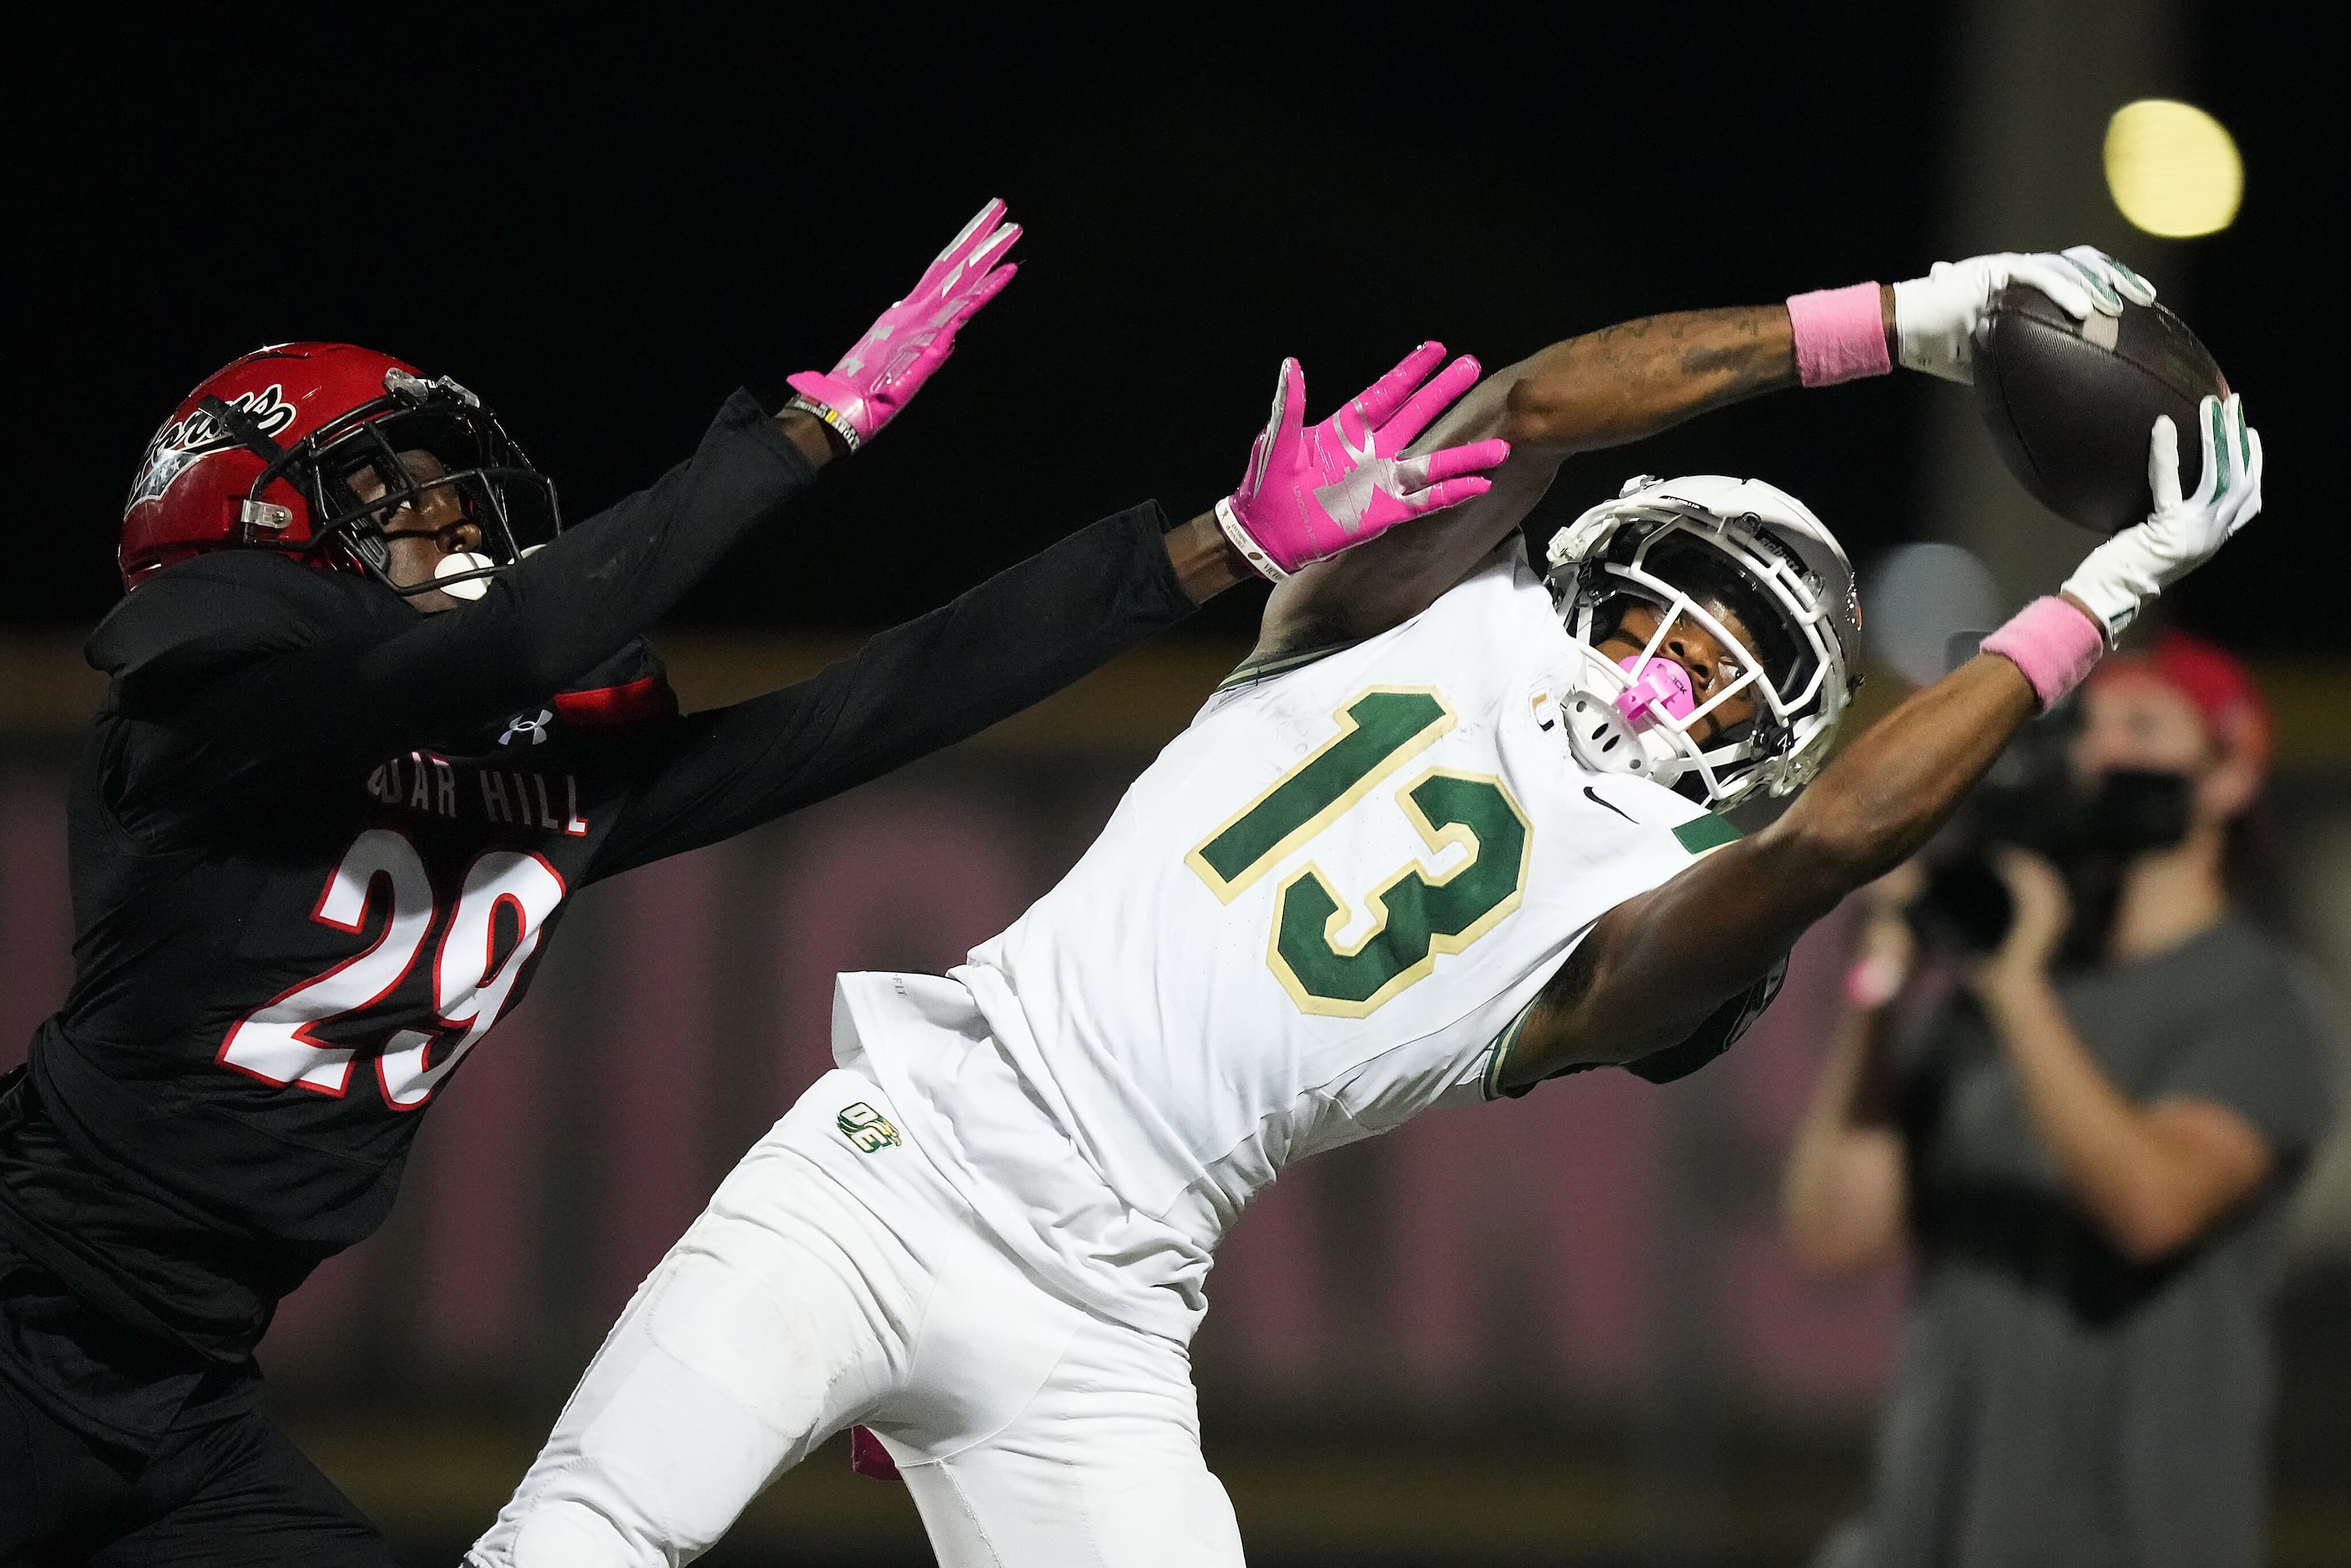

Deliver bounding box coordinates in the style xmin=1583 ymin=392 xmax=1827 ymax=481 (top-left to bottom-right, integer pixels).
xmin=1566 ymin=692 xmax=1655 ymax=777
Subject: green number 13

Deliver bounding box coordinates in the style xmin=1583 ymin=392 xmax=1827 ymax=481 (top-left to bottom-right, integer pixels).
xmin=1187 ymin=688 xmax=1532 ymax=1018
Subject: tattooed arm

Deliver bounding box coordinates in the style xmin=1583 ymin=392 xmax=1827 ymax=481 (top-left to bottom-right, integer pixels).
xmin=1251 ymin=292 xmax=1894 ymax=660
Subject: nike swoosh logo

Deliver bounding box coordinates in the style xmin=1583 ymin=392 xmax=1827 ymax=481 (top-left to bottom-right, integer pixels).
xmin=1585 ymin=785 xmax=1636 ymax=824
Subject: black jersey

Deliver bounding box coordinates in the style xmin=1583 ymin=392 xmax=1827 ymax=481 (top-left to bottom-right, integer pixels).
xmin=0 ymin=389 xmax=1195 ymax=1442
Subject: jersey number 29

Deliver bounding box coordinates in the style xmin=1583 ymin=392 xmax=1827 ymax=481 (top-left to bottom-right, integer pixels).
xmin=1188 ymin=688 xmax=1530 ymax=1017
xmin=218 ymin=828 xmax=564 ymax=1108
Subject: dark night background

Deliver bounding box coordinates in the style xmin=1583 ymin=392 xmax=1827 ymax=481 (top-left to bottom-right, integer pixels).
xmin=13 ymin=5 xmax=2338 ymax=649
xmin=8 ymin=9 xmax=2350 ymax=1565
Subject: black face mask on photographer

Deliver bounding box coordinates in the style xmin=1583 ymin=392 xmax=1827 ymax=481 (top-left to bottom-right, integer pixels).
xmin=1909 ymin=708 xmax=2194 ymax=959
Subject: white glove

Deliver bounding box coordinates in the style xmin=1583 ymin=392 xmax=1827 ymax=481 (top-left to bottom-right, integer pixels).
xmin=1891 ymin=245 xmax=2156 ymax=382
xmin=2061 ymin=395 xmax=2263 ymax=640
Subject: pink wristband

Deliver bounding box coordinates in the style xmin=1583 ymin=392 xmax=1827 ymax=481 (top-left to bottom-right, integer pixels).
xmin=1980 ymin=596 xmax=2106 ymax=709
xmin=1786 ymin=281 xmax=1891 ymax=387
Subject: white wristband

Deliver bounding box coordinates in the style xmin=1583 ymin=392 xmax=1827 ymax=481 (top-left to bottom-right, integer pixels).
xmin=1213 ymin=496 xmax=1289 ymax=582
xmin=784 ymin=394 xmax=861 ymax=454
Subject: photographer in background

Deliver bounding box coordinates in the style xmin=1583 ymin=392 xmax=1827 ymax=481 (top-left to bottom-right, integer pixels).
xmin=1783 ymin=630 xmax=2337 ymax=1568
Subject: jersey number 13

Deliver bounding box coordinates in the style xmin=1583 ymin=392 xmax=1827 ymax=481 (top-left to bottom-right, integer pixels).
xmin=1188 ymin=688 xmax=1530 ymax=1017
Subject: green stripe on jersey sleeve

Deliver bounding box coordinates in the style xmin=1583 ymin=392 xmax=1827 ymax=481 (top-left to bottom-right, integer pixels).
xmin=1671 ymin=812 xmax=1741 ymax=855
xmin=1479 ymin=994 xmax=1542 ymax=1100
xmin=1217 ymin=639 xmax=1363 ymax=691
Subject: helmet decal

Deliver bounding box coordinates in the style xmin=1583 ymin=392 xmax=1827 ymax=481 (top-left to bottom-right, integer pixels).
xmin=117 ymin=344 xmax=561 ymax=594
xmin=124 ymin=385 xmax=296 ymax=512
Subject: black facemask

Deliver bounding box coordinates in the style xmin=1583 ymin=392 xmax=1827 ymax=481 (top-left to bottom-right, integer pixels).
xmin=2086 ymin=768 xmax=2195 ymax=855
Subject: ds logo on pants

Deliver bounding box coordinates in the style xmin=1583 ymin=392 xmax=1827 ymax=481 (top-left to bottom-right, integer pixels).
xmin=837 ymin=1103 xmax=901 ymax=1153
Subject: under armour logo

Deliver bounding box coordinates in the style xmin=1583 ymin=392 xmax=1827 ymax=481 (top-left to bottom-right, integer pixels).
xmin=498 ymin=709 xmax=553 ymax=746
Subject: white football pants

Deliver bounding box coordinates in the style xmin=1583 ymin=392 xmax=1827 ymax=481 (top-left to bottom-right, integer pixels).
xmin=467 ymin=1070 xmax=1244 ymax=1568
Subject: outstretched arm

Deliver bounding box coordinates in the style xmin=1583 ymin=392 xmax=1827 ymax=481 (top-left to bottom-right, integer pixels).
xmin=1499 ymin=300 xmax=1827 ymax=449
xmin=114 ymin=393 xmax=827 ymax=821
xmin=582 ymin=346 xmax=1539 ymax=876
xmin=109 ymin=201 xmax=1038 ymax=815
xmin=1504 ymin=392 xmax=2265 ymax=1088
xmin=1250 ymin=243 xmax=2161 ymax=661
xmin=1250 ymin=301 xmax=1828 ymax=660
xmin=1510 ymin=652 xmax=2038 ymax=1085
xmin=590 ymin=503 xmax=1225 ymax=876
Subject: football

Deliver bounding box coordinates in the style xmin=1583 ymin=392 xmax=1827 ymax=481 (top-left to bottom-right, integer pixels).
xmin=1969 ymin=285 xmax=2228 ymax=534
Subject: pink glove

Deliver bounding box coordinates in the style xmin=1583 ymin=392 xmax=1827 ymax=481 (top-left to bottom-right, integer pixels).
xmin=785 ymin=199 xmax=1021 ymax=452
xmin=1215 ymin=342 xmax=1510 ymax=579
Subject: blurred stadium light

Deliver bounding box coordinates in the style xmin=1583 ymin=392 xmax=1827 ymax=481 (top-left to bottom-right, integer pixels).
xmin=2106 ymin=99 xmax=2244 ymax=238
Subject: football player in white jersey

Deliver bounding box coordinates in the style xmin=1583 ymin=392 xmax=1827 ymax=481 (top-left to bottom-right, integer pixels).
xmin=471 ymin=247 xmax=2263 ymax=1568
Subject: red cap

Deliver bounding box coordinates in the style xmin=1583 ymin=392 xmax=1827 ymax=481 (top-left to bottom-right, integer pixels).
xmin=2087 ymin=627 xmax=2272 ymax=768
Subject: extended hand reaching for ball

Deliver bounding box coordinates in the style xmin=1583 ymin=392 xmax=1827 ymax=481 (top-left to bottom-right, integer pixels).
xmin=2063 ymin=394 xmax=2264 ymax=640
xmin=786 ymin=200 xmax=1022 ymax=452
xmin=1893 ymin=246 xmax=2156 ymax=382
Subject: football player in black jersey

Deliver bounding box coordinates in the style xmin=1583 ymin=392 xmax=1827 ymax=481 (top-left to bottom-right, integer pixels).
xmin=0 ymin=199 xmax=1511 ymax=1565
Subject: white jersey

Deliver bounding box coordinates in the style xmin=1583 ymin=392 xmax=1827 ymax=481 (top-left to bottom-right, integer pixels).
xmin=834 ymin=544 xmax=1741 ymax=1340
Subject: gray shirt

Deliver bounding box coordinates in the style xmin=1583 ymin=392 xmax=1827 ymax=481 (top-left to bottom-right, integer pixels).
xmin=1842 ymin=917 xmax=2336 ymax=1568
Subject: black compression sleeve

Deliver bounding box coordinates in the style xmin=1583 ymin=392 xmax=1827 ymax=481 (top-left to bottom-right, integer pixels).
xmin=349 ymin=392 xmax=814 ymax=717
xmin=127 ymin=393 xmax=814 ymax=805
xmin=591 ymin=502 xmax=1191 ymax=877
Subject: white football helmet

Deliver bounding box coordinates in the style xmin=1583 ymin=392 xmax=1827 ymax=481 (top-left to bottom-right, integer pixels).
xmin=1544 ymin=474 xmax=1861 ymax=808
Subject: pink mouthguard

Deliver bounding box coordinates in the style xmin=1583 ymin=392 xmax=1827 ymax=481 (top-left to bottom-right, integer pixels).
xmin=1615 ymin=655 xmax=1696 ymax=728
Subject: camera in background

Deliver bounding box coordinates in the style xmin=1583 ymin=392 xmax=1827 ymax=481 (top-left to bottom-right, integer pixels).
xmin=1909 ymin=703 xmax=2192 ymax=957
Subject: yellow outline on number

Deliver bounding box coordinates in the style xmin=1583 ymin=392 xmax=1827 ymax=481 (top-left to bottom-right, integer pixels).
xmin=1185 ymin=686 xmax=1456 ymax=904
xmin=1267 ymin=766 xmax=1533 ymax=1019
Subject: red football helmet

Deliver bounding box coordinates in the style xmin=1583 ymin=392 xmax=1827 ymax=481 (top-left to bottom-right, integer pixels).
xmin=119 ymin=342 xmax=560 ymax=594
